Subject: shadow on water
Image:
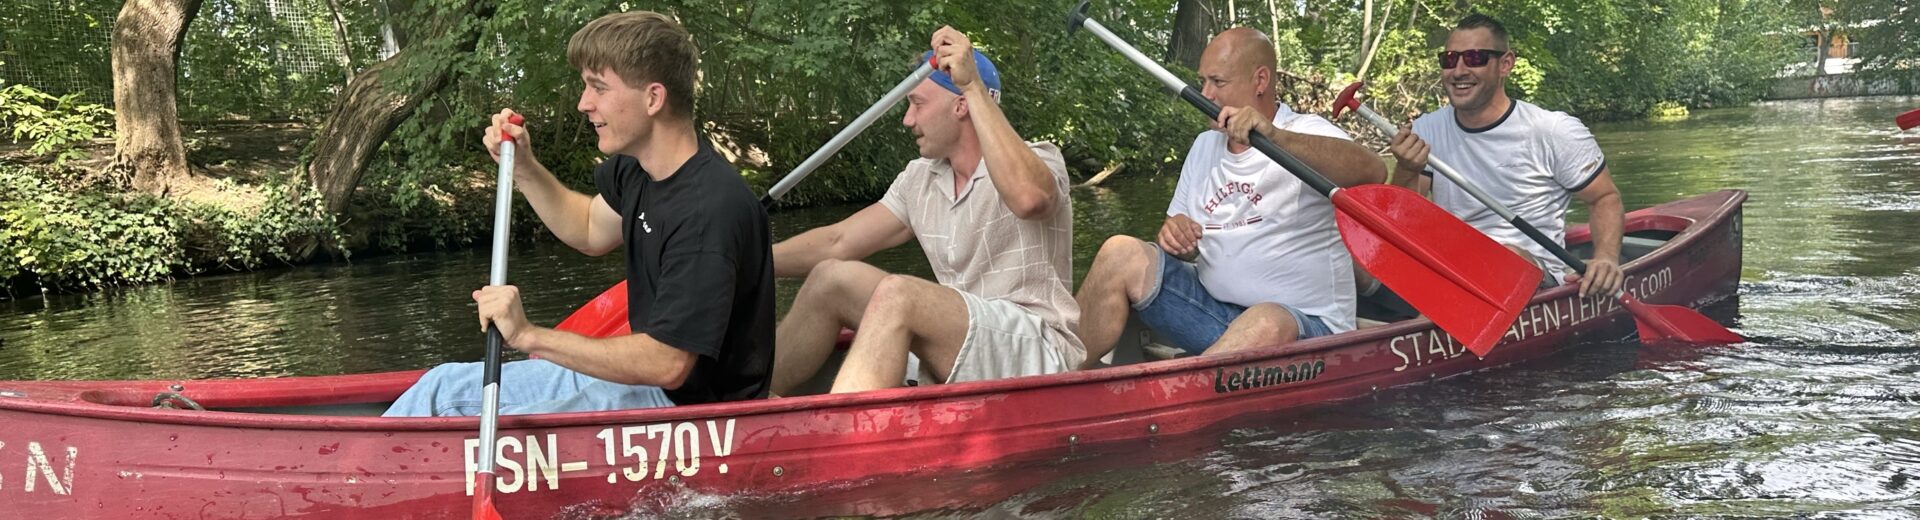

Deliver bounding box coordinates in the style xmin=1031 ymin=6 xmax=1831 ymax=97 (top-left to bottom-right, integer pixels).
xmin=4 ymin=97 xmax=1920 ymax=517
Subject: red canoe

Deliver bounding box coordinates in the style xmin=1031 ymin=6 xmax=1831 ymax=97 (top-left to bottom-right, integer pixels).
xmin=0 ymin=191 xmax=1746 ymax=519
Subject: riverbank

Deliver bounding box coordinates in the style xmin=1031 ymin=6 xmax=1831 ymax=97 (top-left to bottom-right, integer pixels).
xmin=0 ymin=142 xmax=520 ymax=296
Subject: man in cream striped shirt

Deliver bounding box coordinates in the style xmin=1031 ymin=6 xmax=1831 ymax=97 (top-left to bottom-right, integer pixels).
xmin=769 ymin=27 xmax=1082 ymax=394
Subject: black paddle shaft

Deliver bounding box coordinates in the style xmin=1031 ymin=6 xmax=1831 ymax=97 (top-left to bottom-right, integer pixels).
xmin=484 ymin=325 xmax=502 ymax=387
xmin=1068 ymin=1 xmax=1340 ymax=197
xmin=1174 ymin=88 xmax=1341 ymax=196
xmin=1509 ymin=212 xmax=1589 ymax=273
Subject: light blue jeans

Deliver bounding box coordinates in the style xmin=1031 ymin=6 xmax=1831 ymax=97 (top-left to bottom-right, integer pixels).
xmin=1134 ymin=249 xmax=1335 ymax=356
xmin=382 ymin=359 xmax=674 ymax=417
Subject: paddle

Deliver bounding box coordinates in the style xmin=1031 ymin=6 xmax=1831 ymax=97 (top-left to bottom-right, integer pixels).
xmin=1899 ymin=108 xmax=1920 ymax=131
xmin=762 ymin=58 xmax=936 ymax=206
xmin=1332 ymin=81 xmax=1743 ymax=345
xmin=1067 ymin=2 xmax=1538 ymax=355
xmin=472 ymin=113 xmax=522 ymax=520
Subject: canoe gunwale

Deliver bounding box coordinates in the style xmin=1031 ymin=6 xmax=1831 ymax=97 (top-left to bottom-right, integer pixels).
xmin=0 ymin=190 xmax=1747 ymax=433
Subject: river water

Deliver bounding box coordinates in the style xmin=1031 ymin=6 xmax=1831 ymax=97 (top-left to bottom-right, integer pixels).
xmin=4 ymin=96 xmax=1918 ymax=518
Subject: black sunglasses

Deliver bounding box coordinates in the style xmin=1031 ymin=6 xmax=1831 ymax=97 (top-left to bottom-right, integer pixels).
xmin=1438 ymin=49 xmax=1509 ymax=69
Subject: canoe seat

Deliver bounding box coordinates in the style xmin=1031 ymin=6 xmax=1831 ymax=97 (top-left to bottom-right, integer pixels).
xmin=1142 ymin=343 xmax=1186 ymax=361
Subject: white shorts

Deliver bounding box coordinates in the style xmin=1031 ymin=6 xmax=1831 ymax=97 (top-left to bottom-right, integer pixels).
xmin=944 ymin=291 xmax=1082 ymax=383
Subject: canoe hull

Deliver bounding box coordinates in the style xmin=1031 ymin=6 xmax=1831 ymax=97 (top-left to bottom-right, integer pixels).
xmin=0 ymin=191 xmax=1746 ymax=519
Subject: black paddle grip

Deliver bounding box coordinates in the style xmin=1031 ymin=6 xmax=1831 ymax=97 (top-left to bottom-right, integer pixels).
xmin=483 ymin=324 xmax=503 ymax=386
xmin=1067 ymin=1 xmax=1091 ymax=33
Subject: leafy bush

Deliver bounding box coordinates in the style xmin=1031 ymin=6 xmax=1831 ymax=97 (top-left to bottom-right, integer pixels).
xmin=179 ymin=177 xmax=344 ymax=270
xmin=0 ymin=166 xmax=181 ymax=289
xmin=0 ymin=166 xmax=345 ymax=292
xmin=0 ymin=83 xmax=115 ymax=166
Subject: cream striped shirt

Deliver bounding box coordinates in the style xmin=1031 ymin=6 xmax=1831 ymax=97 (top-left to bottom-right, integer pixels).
xmin=879 ymin=141 xmax=1084 ymax=358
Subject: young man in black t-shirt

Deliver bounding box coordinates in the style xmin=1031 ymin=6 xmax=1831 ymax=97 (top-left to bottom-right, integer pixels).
xmin=384 ymin=11 xmax=774 ymax=417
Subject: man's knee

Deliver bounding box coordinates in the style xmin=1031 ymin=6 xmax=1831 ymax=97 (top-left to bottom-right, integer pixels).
xmin=800 ymin=259 xmax=880 ymax=307
xmin=1091 ymin=235 xmax=1156 ymax=298
xmin=1238 ymin=304 xmax=1300 ymax=344
xmin=864 ymin=274 xmax=916 ymax=317
xmin=419 ymin=362 xmax=471 ymax=387
xmin=1095 ymin=235 xmax=1151 ymax=269
xmin=802 ymin=258 xmax=854 ymax=291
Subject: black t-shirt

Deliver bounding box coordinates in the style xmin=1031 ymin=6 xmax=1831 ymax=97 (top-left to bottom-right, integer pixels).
xmin=593 ymin=146 xmax=775 ymax=405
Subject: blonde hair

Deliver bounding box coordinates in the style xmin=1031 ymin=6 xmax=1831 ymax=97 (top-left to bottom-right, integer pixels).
xmin=566 ymin=11 xmax=699 ymax=118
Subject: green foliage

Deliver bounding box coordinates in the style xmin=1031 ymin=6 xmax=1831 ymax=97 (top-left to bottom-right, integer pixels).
xmin=0 ymin=166 xmax=344 ymax=291
xmin=1468 ymin=0 xmax=1800 ymax=119
xmin=0 ymin=0 xmax=117 ymax=106
xmin=0 ymin=166 xmax=181 ymax=289
xmin=355 ymin=0 xmax=1198 ymax=209
xmin=177 ymin=0 xmax=354 ymax=121
xmin=1206 ymin=0 xmax=1799 ymax=122
xmin=0 ymin=83 xmax=115 ymax=165
xmin=180 ymin=177 xmax=345 ymax=270
xmin=1836 ymin=0 xmax=1920 ymax=90
xmin=1648 ymin=100 xmax=1690 ymax=119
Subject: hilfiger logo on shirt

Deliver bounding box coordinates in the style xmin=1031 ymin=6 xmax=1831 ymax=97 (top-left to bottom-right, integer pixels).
xmin=1203 ymin=181 xmax=1263 ymax=214
xmin=637 ymin=212 xmax=653 ymax=234
xmin=1204 ymin=216 xmax=1263 ymax=231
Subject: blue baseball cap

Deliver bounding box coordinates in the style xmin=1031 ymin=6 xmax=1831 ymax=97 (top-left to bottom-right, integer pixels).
xmin=919 ymin=49 xmax=1001 ymax=102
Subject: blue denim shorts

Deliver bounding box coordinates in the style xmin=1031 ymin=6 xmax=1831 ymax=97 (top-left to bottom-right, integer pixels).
xmin=383 ymin=358 xmax=675 ymax=417
xmin=1134 ymin=248 xmax=1334 ymax=356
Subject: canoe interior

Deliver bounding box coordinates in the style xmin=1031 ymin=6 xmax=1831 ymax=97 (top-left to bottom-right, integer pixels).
xmin=89 ymin=219 xmax=1691 ymax=415
xmin=774 ymin=226 xmax=1682 ymax=397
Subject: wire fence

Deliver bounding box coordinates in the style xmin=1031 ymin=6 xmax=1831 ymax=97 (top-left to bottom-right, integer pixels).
xmin=0 ymin=0 xmax=364 ymax=121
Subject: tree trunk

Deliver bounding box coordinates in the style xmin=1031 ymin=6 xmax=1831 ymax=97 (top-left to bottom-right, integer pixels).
xmin=1358 ymin=0 xmax=1372 ymax=72
xmin=1357 ymin=0 xmax=1395 ymax=80
xmin=109 ymin=0 xmax=205 ymax=193
xmin=305 ymin=0 xmax=492 ymax=215
xmin=378 ymin=0 xmax=410 ymax=58
xmin=322 ymin=0 xmax=355 ymax=85
xmin=1267 ymin=0 xmax=1282 ymax=42
xmin=1169 ymin=0 xmax=1216 ymax=69
xmin=1812 ymin=28 xmax=1829 ymax=76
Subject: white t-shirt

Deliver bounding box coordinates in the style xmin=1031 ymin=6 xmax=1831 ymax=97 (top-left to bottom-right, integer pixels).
xmin=1167 ymin=104 xmax=1356 ymax=333
xmin=1411 ymin=100 xmax=1606 ymax=281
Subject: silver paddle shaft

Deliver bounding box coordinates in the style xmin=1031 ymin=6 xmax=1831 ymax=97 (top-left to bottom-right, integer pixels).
xmin=1348 ymin=103 xmax=1519 ymax=222
xmin=476 ymin=139 xmax=514 ymax=476
xmin=764 ymin=62 xmax=934 ymax=202
xmin=489 ymin=143 xmax=515 ymax=286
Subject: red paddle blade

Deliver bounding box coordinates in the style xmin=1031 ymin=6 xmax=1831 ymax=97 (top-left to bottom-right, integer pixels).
xmin=1334 ymin=185 xmax=1540 ymax=355
xmin=1899 ymin=108 xmax=1920 ymax=131
xmin=1621 ymin=292 xmax=1744 ymax=345
xmin=473 ymin=472 xmax=504 ymax=520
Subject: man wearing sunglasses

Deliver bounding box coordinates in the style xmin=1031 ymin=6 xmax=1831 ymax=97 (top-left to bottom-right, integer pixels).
xmin=1381 ymin=14 xmax=1626 ymax=299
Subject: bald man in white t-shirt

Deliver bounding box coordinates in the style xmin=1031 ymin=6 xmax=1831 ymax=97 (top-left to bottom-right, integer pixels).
xmin=1382 ymin=14 xmax=1626 ymax=299
xmin=1076 ymin=28 xmax=1386 ymax=363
